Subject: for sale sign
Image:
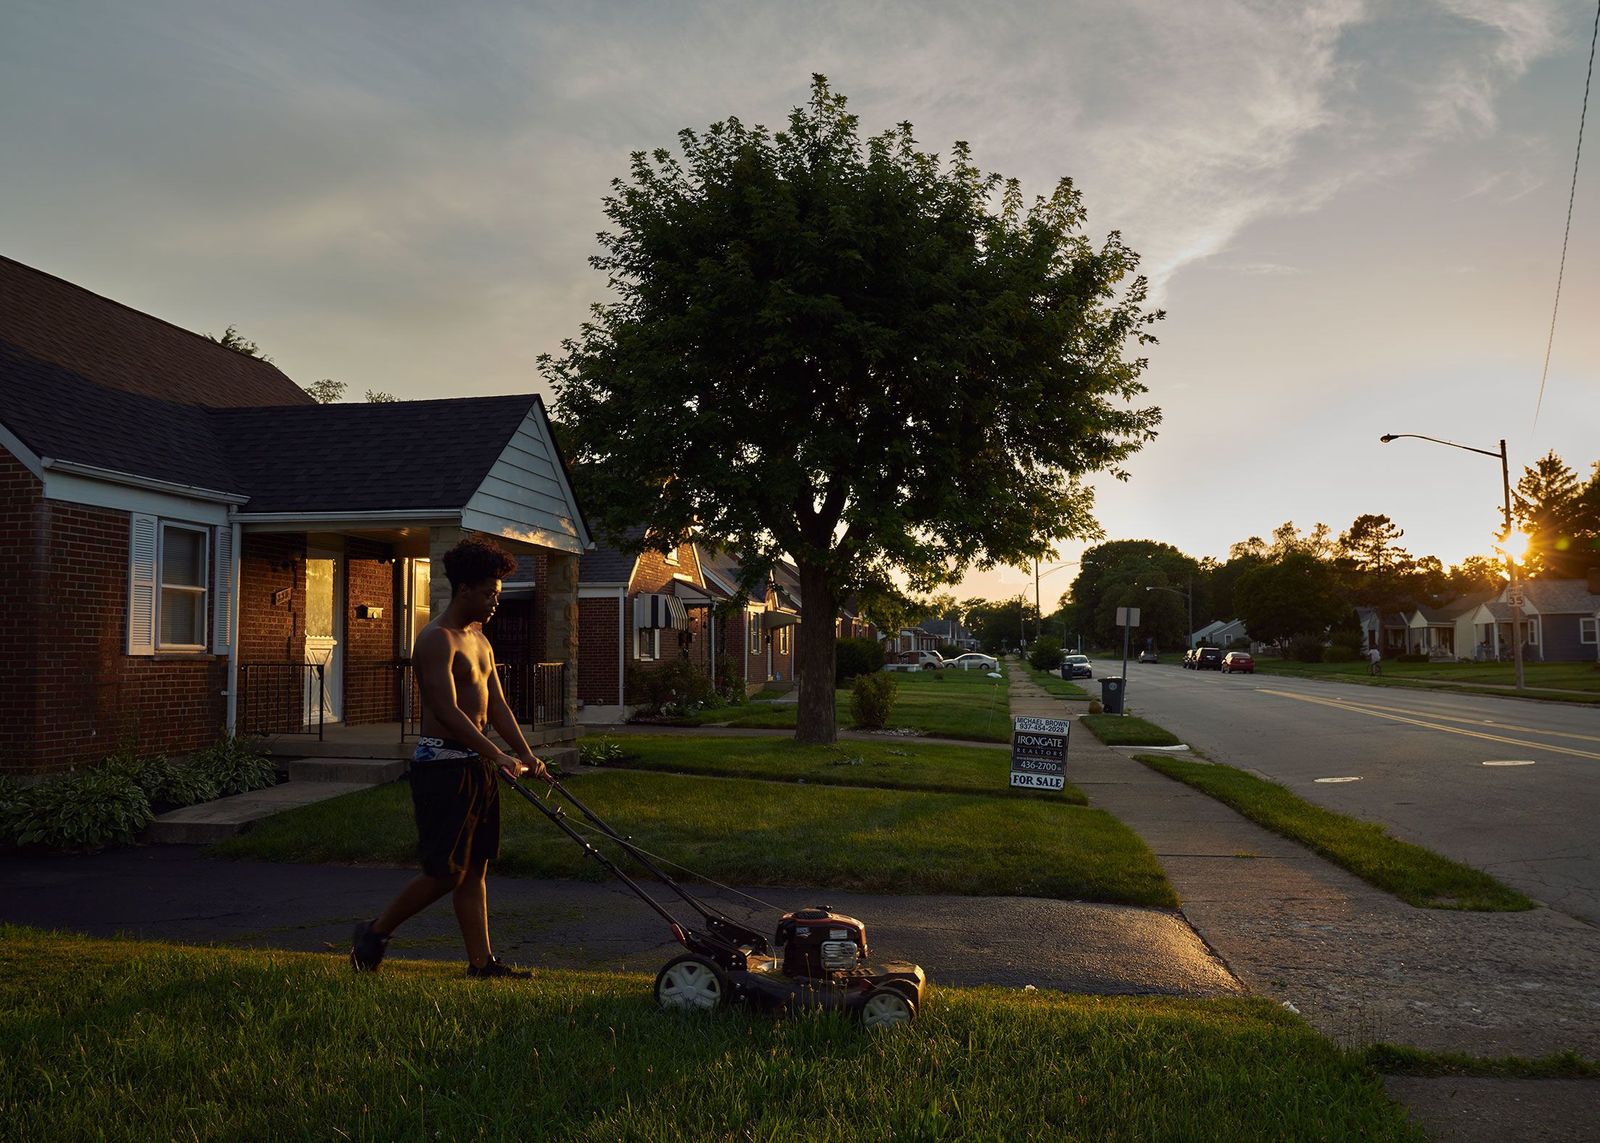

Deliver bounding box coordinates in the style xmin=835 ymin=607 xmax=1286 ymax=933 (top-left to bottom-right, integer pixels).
xmin=1009 ymin=715 xmax=1069 ymax=792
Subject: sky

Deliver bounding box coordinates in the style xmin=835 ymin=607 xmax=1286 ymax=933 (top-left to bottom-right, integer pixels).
xmin=3 ymin=0 xmax=1596 ymax=610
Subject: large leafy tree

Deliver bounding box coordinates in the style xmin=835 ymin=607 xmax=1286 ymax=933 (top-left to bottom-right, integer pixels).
xmin=1066 ymin=540 xmax=1198 ymax=646
xmin=1234 ymin=552 xmax=1348 ymax=646
xmin=545 ymin=78 xmax=1162 ymax=743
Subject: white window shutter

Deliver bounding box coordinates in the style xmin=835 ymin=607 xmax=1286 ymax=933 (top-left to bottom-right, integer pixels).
xmin=127 ymin=514 xmax=158 ymax=656
xmin=212 ymin=526 xmax=233 ymax=655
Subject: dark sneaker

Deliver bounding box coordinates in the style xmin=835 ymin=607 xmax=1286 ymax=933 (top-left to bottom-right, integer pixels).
xmin=467 ymin=956 xmax=533 ymax=980
xmin=350 ymin=920 xmax=391 ymax=972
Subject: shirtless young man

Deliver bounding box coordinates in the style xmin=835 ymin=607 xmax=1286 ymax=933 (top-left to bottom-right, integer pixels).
xmin=351 ymin=536 xmax=548 ymax=978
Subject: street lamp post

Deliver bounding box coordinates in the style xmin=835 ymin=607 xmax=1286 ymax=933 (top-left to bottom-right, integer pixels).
xmin=1379 ymin=433 xmax=1525 ymax=691
xmin=1145 ymin=581 xmax=1194 ymax=650
xmin=1034 ymin=559 xmax=1080 ymax=645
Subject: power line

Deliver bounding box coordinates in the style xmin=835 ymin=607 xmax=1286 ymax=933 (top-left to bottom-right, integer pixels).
xmin=1532 ymin=0 xmax=1600 ymax=432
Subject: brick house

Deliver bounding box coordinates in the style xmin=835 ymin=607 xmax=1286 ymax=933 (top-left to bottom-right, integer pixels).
xmin=0 ymin=255 xmax=588 ymax=775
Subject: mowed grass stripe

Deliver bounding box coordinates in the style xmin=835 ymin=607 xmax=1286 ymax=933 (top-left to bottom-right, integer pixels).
xmin=212 ymin=769 xmax=1176 ymax=907
xmin=1133 ymin=754 xmax=1533 ymax=912
xmin=597 ymin=733 xmax=1087 ymax=803
xmin=0 ymin=928 xmax=1424 ymax=1142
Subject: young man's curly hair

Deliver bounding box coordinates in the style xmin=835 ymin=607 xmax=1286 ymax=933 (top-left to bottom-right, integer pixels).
xmin=441 ymin=536 xmax=518 ymax=593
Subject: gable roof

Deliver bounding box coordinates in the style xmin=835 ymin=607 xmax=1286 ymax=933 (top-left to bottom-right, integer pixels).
xmin=580 ymin=526 xmax=646 ymax=584
xmin=0 ymin=254 xmax=311 ymax=407
xmin=1517 ymin=579 xmax=1600 ymax=615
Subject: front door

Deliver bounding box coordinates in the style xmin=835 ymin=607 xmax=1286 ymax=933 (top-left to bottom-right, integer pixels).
xmin=305 ymin=554 xmax=342 ymax=725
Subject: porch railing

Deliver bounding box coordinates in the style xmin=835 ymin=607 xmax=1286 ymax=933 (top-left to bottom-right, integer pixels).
xmin=237 ymin=662 xmax=325 ymax=740
xmin=497 ymin=661 xmax=570 ymax=731
xmin=396 ymin=660 xmax=570 ymax=739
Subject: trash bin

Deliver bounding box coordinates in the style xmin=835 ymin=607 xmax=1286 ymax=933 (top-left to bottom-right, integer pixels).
xmin=1099 ymin=676 xmax=1125 ymax=715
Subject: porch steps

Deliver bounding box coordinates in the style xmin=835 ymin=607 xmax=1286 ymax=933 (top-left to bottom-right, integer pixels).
xmin=142 ymin=780 xmax=378 ymax=845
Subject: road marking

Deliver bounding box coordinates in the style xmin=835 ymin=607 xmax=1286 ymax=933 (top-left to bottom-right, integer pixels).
xmin=1256 ymin=689 xmax=1600 ymax=762
xmin=1273 ymin=696 xmax=1600 ymax=745
xmin=1314 ymin=776 xmax=1362 ymax=783
xmin=1483 ymin=760 xmax=1536 ymax=767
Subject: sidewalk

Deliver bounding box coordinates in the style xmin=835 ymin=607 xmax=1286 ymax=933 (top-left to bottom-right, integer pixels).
xmin=1007 ymin=665 xmax=1600 ymax=1140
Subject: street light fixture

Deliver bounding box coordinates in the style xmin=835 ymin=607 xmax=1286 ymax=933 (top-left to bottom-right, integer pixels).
xmin=1033 ymin=558 xmax=1080 ymax=644
xmin=1145 ymin=581 xmax=1194 ymax=649
xmin=1378 ymin=433 xmax=1524 ymax=691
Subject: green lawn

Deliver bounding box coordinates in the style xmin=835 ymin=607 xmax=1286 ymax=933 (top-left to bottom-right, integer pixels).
xmin=1250 ymin=656 xmax=1600 ymax=701
xmin=1134 ymin=754 xmax=1533 ymax=912
xmin=0 ymin=928 xmax=1424 ymax=1142
xmin=593 ymin=733 xmax=1083 ymax=802
xmin=1021 ymin=663 xmax=1090 ymax=699
xmin=671 ymin=666 xmax=1017 ymax=742
xmin=213 ymin=768 xmax=1176 ymax=907
xmin=1078 ymin=714 xmax=1183 ymax=747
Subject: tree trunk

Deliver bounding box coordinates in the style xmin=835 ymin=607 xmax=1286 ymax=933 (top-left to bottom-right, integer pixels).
xmin=794 ymin=561 xmax=838 ymax=745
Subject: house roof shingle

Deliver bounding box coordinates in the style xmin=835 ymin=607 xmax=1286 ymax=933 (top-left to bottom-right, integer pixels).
xmin=0 ymin=254 xmax=311 ymax=408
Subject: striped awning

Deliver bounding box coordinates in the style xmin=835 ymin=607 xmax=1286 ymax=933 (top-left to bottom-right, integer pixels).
xmin=634 ymin=593 xmax=689 ymax=631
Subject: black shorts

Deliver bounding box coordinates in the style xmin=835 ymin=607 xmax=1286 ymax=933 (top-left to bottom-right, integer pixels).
xmin=409 ymin=741 xmax=501 ymax=878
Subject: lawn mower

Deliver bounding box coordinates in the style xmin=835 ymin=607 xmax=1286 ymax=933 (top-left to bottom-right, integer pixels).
xmin=494 ymin=765 xmax=925 ymax=1027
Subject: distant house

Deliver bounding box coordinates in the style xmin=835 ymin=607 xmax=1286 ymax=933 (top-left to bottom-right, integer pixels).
xmin=1190 ymin=618 xmax=1249 ymax=648
xmin=0 ymin=255 xmax=588 ymax=775
xmin=1354 ymin=608 xmax=1410 ymax=653
xmin=919 ymin=617 xmax=977 ymax=650
xmin=1458 ymin=579 xmax=1600 ymax=662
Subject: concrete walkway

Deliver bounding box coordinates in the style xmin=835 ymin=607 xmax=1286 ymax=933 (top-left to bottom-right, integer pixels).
xmin=1006 ymin=666 xmax=1600 ymax=1141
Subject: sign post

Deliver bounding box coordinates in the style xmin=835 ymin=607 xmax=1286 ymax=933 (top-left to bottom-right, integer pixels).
xmin=1009 ymin=715 xmax=1069 ymax=792
xmin=1115 ymin=606 xmax=1140 ymax=700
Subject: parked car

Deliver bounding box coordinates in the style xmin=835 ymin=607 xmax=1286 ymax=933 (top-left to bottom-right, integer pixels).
xmin=884 ymin=649 xmax=946 ymax=671
xmin=1221 ymin=651 xmax=1255 ymax=674
xmin=1061 ymin=654 xmax=1094 ymax=679
xmin=945 ymin=653 xmax=999 ymax=671
xmin=1193 ymin=647 xmax=1223 ymax=670
xmin=1137 ymin=649 xmax=1159 ymax=663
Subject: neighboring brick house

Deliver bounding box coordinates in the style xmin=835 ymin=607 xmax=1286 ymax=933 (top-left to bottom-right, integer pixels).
xmin=0 ymin=255 xmax=589 ymax=776
xmin=699 ymin=548 xmax=800 ymax=693
xmin=576 ymin=529 xmax=719 ymax=722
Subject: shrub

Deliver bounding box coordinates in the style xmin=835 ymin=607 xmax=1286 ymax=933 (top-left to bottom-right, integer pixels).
xmin=1028 ymin=637 xmax=1064 ymax=672
xmin=835 ymin=637 xmax=886 ymax=685
xmin=628 ymin=659 xmax=717 ymax=717
xmin=849 ymin=672 xmax=898 ymax=730
xmin=0 ymin=775 xmax=29 ymax=848
xmin=192 ymin=734 xmax=277 ymax=797
xmin=1322 ymin=645 xmax=1358 ymax=663
xmin=8 ymin=769 xmax=152 ymax=851
xmin=714 ymin=655 xmax=746 ymax=704
xmin=577 ymin=737 xmax=624 ymax=766
xmin=1287 ymin=634 xmax=1326 ymax=663
xmin=101 ymin=750 xmax=219 ymax=809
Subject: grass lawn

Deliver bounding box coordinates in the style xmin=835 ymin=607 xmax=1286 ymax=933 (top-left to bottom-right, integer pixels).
xmin=1022 ymin=663 xmax=1090 ymax=699
xmin=592 ymin=733 xmax=1085 ymax=803
xmin=1133 ymin=754 xmax=1533 ymax=912
xmin=213 ymin=768 xmax=1176 ymax=907
xmin=0 ymin=928 xmax=1424 ymax=1142
xmin=671 ymin=667 xmax=1017 ymax=742
xmin=1250 ymin=656 xmax=1600 ymax=702
xmin=1078 ymin=714 xmax=1183 ymax=747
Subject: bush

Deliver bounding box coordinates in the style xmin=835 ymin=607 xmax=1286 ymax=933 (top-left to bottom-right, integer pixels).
xmin=849 ymin=672 xmax=898 ymax=730
xmin=1028 ymin=637 xmax=1064 ymax=672
xmin=628 ymin=659 xmax=717 ymax=717
xmin=1322 ymin=645 xmax=1358 ymax=663
xmin=714 ymin=655 xmax=747 ymax=704
xmin=191 ymin=734 xmax=276 ymax=797
xmin=1287 ymin=634 xmax=1326 ymax=663
xmin=0 ymin=775 xmax=29 ymax=848
xmin=101 ymin=749 xmax=219 ymax=809
xmin=7 ymin=769 xmax=152 ymax=851
xmin=577 ymin=737 xmax=624 ymax=766
xmin=835 ymin=637 xmax=886 ymax=686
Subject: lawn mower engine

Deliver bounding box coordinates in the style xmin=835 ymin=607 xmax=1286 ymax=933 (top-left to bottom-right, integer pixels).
xmin=775 ymin=906 xmax=869 ymax=977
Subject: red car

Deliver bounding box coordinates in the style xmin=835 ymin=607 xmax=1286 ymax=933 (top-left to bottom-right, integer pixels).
xmin=1220 ymin=651 xmax=1255 ymax=674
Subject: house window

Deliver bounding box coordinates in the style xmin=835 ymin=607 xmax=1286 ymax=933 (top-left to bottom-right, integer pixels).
xmin=158 ymin=524 xmax=208 ymax=648
xmin=636 ymin=626 xmax=660 ymax=661
xmin=1580 ymin=617 xmax=1597 ymax=644
xmin=664 ymin=546 xmax=679 ymax=566
xmin=777 ymin=625 xmax=791 ymax=657
xmin=748 ymin=613 xmax=762 ymax=655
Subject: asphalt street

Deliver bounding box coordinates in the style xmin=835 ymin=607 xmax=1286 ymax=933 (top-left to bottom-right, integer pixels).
xmin=1115 ymin=663 xmax=1600 ymax=924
